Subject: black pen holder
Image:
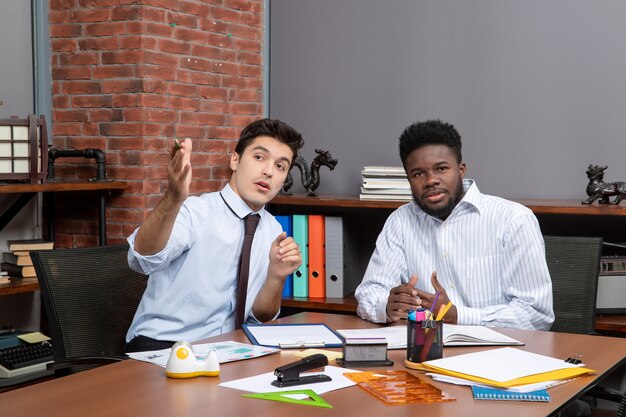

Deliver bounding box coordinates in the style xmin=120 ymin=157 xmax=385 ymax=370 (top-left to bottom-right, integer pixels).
xmin=405 ymin=319 xmax=443 ymax=368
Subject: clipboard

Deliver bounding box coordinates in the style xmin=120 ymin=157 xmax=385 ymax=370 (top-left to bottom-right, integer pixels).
xmin=242 ymin=323 xmax=344 ymax=348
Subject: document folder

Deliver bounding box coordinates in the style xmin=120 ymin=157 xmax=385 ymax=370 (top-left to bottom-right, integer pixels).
xmin=292 ymin=215 xmax=308 ymax=297
xmin=308 ymin=215 xmax=325 ymax=298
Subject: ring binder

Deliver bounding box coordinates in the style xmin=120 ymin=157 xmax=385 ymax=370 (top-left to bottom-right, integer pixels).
xmin=471 ymin=386 xmax=551 ymax=402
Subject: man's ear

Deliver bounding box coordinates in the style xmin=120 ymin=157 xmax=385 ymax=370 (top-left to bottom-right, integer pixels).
xmin=459 ymin=162 xmax=467 ymax=178
xmin=230 ymin=152 xmax=240 ymax=171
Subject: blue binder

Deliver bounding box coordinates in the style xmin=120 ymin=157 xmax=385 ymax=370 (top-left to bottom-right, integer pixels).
xmin=275 ymin=215 xmax=293 ymax=297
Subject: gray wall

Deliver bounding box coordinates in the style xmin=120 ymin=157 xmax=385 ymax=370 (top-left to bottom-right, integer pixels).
xmin=269 ymin=0 xmax=626 ymax=200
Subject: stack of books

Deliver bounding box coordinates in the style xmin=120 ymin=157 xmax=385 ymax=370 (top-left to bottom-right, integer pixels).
xmin=1 ymin=239 xmax=54 ymax=280
xmin=359 ymin=166 xmax=412 ymax=201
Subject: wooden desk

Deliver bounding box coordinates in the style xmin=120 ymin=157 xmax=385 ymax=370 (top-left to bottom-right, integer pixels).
xmin=2 ymin=312 xmax=625 ymax=417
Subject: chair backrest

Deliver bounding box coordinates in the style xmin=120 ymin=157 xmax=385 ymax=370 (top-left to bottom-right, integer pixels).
xmin=544 ymin=235 xmax=603 ymax=334
xmin=30 ymin=244 xmax=147 ymax=372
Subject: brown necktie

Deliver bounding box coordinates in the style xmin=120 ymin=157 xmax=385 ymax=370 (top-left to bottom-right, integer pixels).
xmin=235 ymin=213 xmax=260 ymax=329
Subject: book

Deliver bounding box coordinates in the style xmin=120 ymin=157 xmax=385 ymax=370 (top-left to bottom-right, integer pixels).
xmin=1 ymin=262 xmax=37 ymax=278
xmin=7 ymin=239 xmax=54 ymax=252
xmin=360 ymin=187 xmax=411 ymax=195
xmin=359 ymin=193 xmax=413 ymax=201
xmin=361 ymin=166 xmax=407 ymax=177
xmin=471 ymin=385 xmax=551 ymax=402
xmin=337 ymin=324 xmax=524 ymax=349
xmin=442 ymin=324 xmax=524 ymax=347
xmin=2 ymin=252 xmax=33 ymax=266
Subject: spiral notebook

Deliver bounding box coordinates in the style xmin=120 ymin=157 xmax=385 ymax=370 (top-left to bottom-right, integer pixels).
xmin=471 ymin=386 xmax=551 ymax=402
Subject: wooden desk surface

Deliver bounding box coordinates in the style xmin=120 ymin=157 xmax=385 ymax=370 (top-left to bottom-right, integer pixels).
xmin=1 ymin=312 xmax=625 ymax=417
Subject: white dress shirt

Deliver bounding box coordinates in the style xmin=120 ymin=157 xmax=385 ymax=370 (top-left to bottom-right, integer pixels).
xmin=355 ymin=179 xmax=554 ymax=330
xmin=125 ymin=184 xmax=283 ymax=343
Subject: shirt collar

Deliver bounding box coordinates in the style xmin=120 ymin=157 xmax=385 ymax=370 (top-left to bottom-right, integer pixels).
xmin=220 ymin=183 xmax=263 ymax=220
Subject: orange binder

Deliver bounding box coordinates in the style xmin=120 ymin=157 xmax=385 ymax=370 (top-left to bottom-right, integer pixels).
xmin=307 ymin=215 xmax=326 ymax=298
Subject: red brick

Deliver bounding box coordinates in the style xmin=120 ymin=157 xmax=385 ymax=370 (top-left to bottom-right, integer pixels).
xmin=211 ymin=61 xmax=238 ymax=75
xmin=174 ymin=125 xmax=207 ymax=139
xmin=207 ymin=33 xmax=234 ymax=49
xmin=229 ymin=102 xmax=260 ymax=115
xmin=158 ymin=38 xmax=191 ymax=55
xmin=207 ymin=126 xmax=239 ymax=140
xmin=52 ymin=67 xmax=92 ymax=80
xmin=102 ymin=79 xmax=144 ymax=93
xmin=239 ymin=64 xmax=262 ymax=78
xmin=112 ymin=6 xmax=140 ymax=21
xmin=176 ymin=27 xmax=208 ymax=43
xmin=199 ymin=18 xmax=228 ymax=34
xmin=66 ymin=137 xmax=107 ymax=149
xmin=72 ymin=95 xmax=113 ymax=108
xmin=71 ymin=8 xmax=111 ymax=22
xmin=233 ymin=88 xmax=261 ymax=102
xmin=170 ymin=96 xmax=200 ymax=111
xmin=108 ymin=137 xmax=144 ymax=150
xmin=141 ymin=94 xmax=170 ymax=108
xmin=192 ymin=44 xmax=235 ymax=61
xmin=100 ymin=123 xmax=142 ymax=136
xmin=119 ymin=35 xmax=143 ymax=50
xmin=62 ymin=81 xmax=101 ymax=94
xmin=51 ymin=38 xmax=79 ymax=52
xmin=222 ymin=75 xmax=262 ymax=89
xmin=142 ymin=123 xmax=165 ymax=136
xmin=139 ymin=7 xmax=166 ymax=22
xmin=144 ymin=51 xmax=179 ymax=67
xmin=59 ymin=52 xmax=99 ymax=66
xmin=83 ymin=122 xmax=99 ymax=136
xmin=194 ymin=139 xmax=228 ymax=153
xmin=123 ymin=108 xmax=147 ymax=121
xmin=211 ymin=7 xmax=241 ymax=23
xmin=79 ymin=37 xmax=118 ymax=51
xmin=53 ymin=95 xmax=71 ymax=108
xmin=125 ymin=21 xmax=145 ymax=35
xmin=199 ymin=101 xmax=229 ymax=114
xmin=145 ymin=22 xmax=174 ymax=37
xmin=89 ymin=109 xmax=124 ymax=122
xmin=146 ymin=109 xmax=177 ymax=123
xmin=166 ymin=11 xmax=198 ymax=28
xmin=85 ymin=22 xmax=127 ymax=37
xmin=79 ymin=0 xmax=117 ymax=7
xmin=50 ymin=23 xmax=82 ymax=38
xmin=94 ymin=65 xmax=136 ymax=79
xmin=190 ymin=72 xmax=220 ymax=86
xmin=229 ymin=24 xmax=261 ymax=40
xmin=113 ymin=94 xmax=142 ymax=107
xmin=237 ymin=51 xmax=261 ymax=66
xmin=140 ymin=66 xmax=177 ymax=81
xmin=53 ymin=123 xmax=82 ymax=136
xmin=49 ymin=9 xmax=71 ymax=24
xmin=142 ymin=0 xmax=179 ymax=10
xmin=144 ymin=79 xmax=168 ymax=93
xmin=54 ymin=110 xmax=89 ymax=122
xmin=168 ymin=83 xmax=198 ymax=97
xmin=102 ymin=51 xmax=143 ymax=65
xmin=234 ymin=38 xmax=261 ymax=53
xmin=179 ymin=0 xmax=211 ymax=17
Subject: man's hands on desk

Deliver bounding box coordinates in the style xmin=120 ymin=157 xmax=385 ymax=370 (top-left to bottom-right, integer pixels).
xmin=386 ymin=272 xmax=458 ymax=323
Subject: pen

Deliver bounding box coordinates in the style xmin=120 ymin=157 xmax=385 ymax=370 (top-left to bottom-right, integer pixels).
xmin=436 ymin=301 xmax=453 ymax=321
xmin=431 ymin=290 xmax=441 ymax=316
xmin=279 ymin=341 xmax=326 ymax=349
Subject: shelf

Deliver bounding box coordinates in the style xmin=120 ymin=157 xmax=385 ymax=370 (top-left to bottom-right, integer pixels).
xmin=281 ymin=295 xmax=358 ymax=313
xmin=271 ymin=194 xmax=626 ymax=216
xmin=0 ymin=278 xmax=39 ymax=296
xmin=0 ymin=180 xmax=128 ymax=194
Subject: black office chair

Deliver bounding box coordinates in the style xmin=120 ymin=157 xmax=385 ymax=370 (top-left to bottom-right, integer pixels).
xmin=544 ymin=235 xmax=603 ymax=334
xmin=30 ymin=244 xmax=147 ymax=375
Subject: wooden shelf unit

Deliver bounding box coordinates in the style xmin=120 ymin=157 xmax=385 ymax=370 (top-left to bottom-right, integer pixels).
xmin=270 ymin=193 xmax=626 ymax=335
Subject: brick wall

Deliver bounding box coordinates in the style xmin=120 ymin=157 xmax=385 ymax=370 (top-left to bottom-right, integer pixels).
xmin=48 ymin=0 xmax=264 ymax=247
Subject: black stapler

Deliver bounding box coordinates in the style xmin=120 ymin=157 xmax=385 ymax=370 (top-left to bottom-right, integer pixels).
xmin=271 ymin=353 xmax=332 ymax=387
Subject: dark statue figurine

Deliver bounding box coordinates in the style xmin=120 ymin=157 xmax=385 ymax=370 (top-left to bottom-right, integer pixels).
xmin=281 ymin=148 xmax=338 ymax=196
xmin=582 ymin=164 xmax=626 ymax=205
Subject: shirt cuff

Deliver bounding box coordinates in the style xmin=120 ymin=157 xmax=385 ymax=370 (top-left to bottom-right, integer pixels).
xmin=376 ymin=300 xmax=391 ymax=323
xmin=456 ymin=306 xmax=482 ymax=326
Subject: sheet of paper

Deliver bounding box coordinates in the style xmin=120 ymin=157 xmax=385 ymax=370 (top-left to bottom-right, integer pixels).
xmin=244 ymin=324 xmax=343 ymax=348
xmin=18 ymin=332 xmax=51 ymax=343
xmin=423 ymin=347 xmax=583 ymax=383
xmin=219 ymin=365 xmax=360 ymax=394
xmin=443 ymin=324 xmax=524 ymax=346
xmin=336 ymin=325 xmax=406 ymax=349
xmin=426 ymin=372 xmax=574 ymax=393
xmin=127 ymin=341 xmax=279 ymax=368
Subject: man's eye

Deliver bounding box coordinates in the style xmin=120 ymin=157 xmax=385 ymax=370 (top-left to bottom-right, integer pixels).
xmin=277 ymin=163 xmax=285 ymax=171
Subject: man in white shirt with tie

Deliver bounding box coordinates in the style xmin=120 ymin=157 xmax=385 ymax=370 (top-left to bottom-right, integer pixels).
xmin=355 ymin=119 xmax=554 ymax=331
xmin=125 ymin=118 xmax=304 ymax=352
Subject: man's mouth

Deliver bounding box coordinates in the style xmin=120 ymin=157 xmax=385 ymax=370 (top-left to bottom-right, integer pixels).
xmin=424 ymin=190 xmax=446 ymax=203
xmin=255 ymin=181 xmax=271 ymax=192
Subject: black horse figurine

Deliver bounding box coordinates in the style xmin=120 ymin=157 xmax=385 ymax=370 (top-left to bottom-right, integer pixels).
xmin=582 ymin=164 xmax=626 ymax=205
xmin=281 ymin=149 xmax=338 ymax=196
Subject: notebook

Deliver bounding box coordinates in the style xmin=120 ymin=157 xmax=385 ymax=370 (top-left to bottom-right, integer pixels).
xmin=471 ymin=385 xmax=551 ymax=402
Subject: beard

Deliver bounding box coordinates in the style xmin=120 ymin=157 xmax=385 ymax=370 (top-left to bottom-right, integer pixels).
xmin=414 ymin=180 xmax=465 ymax=220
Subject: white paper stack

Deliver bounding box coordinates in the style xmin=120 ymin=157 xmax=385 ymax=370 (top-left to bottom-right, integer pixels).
xmin=360 ymin=166 xmax=412 ymax=201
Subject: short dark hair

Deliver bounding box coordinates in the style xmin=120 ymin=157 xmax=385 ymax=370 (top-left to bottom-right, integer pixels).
xmin=235 ymin=118 xmax=304 ymax=164
xmin=398 ymin=119 xmax=462 ymax=165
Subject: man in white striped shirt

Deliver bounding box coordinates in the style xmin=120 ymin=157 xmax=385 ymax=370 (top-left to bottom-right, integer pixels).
xmin=355 ymin=120 xmax=554 ymax=330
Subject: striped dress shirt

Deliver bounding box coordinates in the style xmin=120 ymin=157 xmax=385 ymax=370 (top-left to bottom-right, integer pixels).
xmin=355 ymin=179 xmax=554 ymax=330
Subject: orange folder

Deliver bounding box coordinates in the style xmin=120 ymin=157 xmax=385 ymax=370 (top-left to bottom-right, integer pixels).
xmin=307 ymin=215 xmax=326 ymax=298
